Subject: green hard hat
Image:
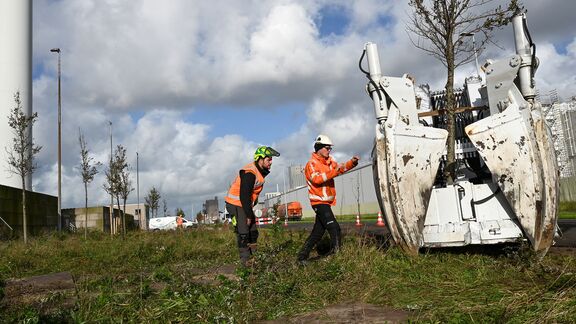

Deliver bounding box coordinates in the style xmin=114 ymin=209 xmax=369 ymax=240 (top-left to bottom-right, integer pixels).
xmin=254 ymin=146 xmax=280 ymax=161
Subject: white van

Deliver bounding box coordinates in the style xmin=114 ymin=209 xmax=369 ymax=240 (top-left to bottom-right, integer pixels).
xmin=149 ymin=216 xmax=197 ymax=231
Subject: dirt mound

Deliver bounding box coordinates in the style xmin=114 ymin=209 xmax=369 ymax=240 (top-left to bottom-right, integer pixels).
xmin=262 ymin=302 xmax=411 ymax=323
xmin=1 ymin=272 xmax=77 ymax=315
xmin=190 ymin=264 xmax=239 ymax=285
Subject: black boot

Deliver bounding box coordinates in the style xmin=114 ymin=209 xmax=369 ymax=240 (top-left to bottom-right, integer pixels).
xmin=297 ymin=239 xmax=315 ymax=263
xmin=239 ymin=247 xmax=251 ymax=267
xmin=327 ymin=225 xmax=342 ymax=255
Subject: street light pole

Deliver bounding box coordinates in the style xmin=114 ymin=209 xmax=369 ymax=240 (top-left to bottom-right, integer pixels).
xmin=109 ymin=121 xmax=114 ymax=235
xmin=137 ymin=152 xmax=141 ymax=230
xmin=50 ymin=48 xmax=62 ymax=231
xmin=460 ymin=32 xmax=481 ymax=79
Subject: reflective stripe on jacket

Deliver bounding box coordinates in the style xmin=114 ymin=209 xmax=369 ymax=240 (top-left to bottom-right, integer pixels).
xmin=305 ymin=152 xmax=356 ymax=206
xmin=225 ymin=162 xmax=265 ymax=207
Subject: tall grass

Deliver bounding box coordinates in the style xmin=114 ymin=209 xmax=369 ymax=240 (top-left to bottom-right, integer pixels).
xmin=0 ymin=226 xmax=574 ymax=323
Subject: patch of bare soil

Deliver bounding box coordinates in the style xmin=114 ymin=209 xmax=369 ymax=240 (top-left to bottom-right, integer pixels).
xmin=548 ymin=246 xmax=576 ymax=256
xmin=261 ymin=302 xmax=411 ymax=324
xmin=190 ymin=263 xmax=239 ymax=285
xmin=1 ymin=272 xmax=77 ymax=315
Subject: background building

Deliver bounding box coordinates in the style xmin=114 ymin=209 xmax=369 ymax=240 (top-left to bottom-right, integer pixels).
xmin=544 ymin=98 xmax=576 ymax=178
xmin=288 ymin=165 xmax=306 ymax=189
xmin=202 ymin=196 xmax=219 ymax=223
xmin=0 ymin=184 xmax=57 ymax=237
xmin=62 ymin=206 xmax=121 ymax=233
xmin=116 ymin=203 xmax=150 ymax=230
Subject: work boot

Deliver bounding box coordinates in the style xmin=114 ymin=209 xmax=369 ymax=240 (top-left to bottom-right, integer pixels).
xmin=327 ymin=237 xmax=341 ymax=256
xmin=327 ymin=226 xmax=342 ymax=255
xmin=297 ymin=247 xmax=311 ymax=263
xmin=239 ymin=247 xmax=251 ymax=267
xmin=248 ymin=243 xmax=258 ymax=255
xmin=242 ymin=257 xmax=256 ymax=268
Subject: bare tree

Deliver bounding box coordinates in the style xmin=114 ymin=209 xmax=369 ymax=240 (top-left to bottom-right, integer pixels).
xmin=103 ymin=154 xmax=119 ymax=235
xmin=407 ymin=0 xmax=520 ymax=182
xmin=145 ymin=187 xmax=161 ymax=218
xmin=77 ymin=129 xmax=101 ymax=239
xmin=117 ymin=147 xmax=134 ymax=235
xmin=104 ymin=145 xmax=124 ymax=236
xmin=103 ymin=145 xmax=132 ymax=237
xmin=5 ymin=92 xmax=42 ymax=244
xmin=162 ymin=199 xmax=168 ymax=217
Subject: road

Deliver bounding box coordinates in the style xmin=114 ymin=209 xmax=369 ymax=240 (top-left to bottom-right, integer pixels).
xmin=260 ymin=219 xmax=576 ymax=249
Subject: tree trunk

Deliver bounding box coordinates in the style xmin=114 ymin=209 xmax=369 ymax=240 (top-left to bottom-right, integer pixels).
xmin=21 ymin=178 xmax=27 ymax=244
xmin=84 ymin=183 xmax=88 ymax=240
xmin=122 ymin=200 xmax=127 ymax=235
xmin=116 ymin=195 xmax=124 ymax=238
xmin=445 ymin=43 xmax=456 ymax=184
xmin=110 ymin=205 xmax=114 ymax=236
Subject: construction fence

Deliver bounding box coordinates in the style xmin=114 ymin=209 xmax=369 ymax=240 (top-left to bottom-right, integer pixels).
xmin=560 ymin=176 xmax=576 ymax=202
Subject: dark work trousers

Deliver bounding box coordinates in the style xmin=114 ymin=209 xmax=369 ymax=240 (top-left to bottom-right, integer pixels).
xmin=297 ymin=204 xmax=341 ymax=261
xmin=226 ymin=202 xmax=259 ymax=265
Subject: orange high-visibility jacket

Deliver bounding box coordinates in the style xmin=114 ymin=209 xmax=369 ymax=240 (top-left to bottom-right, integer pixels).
xmin=305 ymin=152 xmax=356 ymax=206
xmin=225 ymin=162 xmax=265 ymax=207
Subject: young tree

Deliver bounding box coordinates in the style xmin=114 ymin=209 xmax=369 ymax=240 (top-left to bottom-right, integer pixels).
xmin=103 ymin=148 xmax=120 ymax=235
xmin=407 ymin=0 xmax=520 ymax=182
xmin=175 ymin=207 xmax=185 ymax=218
xmin=5 ymin=92 xmax=42 ymax=244
xmin=196 ymin=212 xmax=205 ymax=224
xmin=162 ymin=199 xmax=168 ymax=217
xmin=115 ymin=145 xmax=133 ymax=236
xmin=145 ymin=187 xmax=161 ymax=218
xmin=103 ymin=144 xmax=130 ymax=236
xmin=77 ymin=129 xmax=101 ymax=239
xmin=270 ymin=198 xmax=281 ymax=221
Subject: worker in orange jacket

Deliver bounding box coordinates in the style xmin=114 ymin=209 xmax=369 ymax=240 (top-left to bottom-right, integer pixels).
xmin=297 ymin=134 xmax=359 ymax=264
xmin=225 ymin=146 xmax=280 ymax=267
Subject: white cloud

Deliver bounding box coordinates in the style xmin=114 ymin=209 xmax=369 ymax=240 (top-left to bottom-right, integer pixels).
xmin=23 ymin=0 xmax=576 ymax=218
xmin=532 ymin=39 xmax=576 ymax=100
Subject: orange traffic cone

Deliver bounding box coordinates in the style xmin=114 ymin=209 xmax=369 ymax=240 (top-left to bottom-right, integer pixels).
xmin=355 ymin=214 xmax=362 ymax=227
xmin=376 ymin=211 xmax=385 ymax=227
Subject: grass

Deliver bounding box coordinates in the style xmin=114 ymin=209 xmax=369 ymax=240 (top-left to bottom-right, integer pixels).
xmin=0 ymin=226 xmax=575 ymax=323
xmin=559 ymin=211 xmax=576 ymax=219
xmin=559 ymin=202 xmax=576 ymax=219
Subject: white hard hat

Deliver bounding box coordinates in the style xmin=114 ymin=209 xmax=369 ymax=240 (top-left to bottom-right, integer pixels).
xmin=314 ymin=134 xmax=333 ymax=146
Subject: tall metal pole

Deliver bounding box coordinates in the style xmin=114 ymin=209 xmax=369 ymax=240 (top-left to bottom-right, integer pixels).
xmin=460 ymin=33 xmax=481 ymax=79
xmin=109 ymin=121 xmax=113 ymax=235
xmin=472 ymin=34 xmax=480 ymax=79
xmin=50 ymin=48 xmax=61 ymax=231
xmin=137 ymin=152 xmax=140 ymax=230
xmin=0 ymin=0 xmax=32 ymax=190
xmin=282 ymin=168 xmax=287 ymax=219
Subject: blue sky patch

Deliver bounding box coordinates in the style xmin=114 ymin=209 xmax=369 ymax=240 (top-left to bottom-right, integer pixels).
xmin=189 ymin=103 xmax=308 ymax=144
xmin=315 ymin=5 xmax=349 ymax=38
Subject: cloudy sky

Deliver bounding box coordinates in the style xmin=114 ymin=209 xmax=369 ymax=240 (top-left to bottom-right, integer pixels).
xmin=26 ymin=0 xmax=576 ymax=218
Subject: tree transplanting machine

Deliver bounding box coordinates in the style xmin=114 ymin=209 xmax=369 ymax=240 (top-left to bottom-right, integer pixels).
xmin=360 ymin=11 xmax=558 ymax=255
